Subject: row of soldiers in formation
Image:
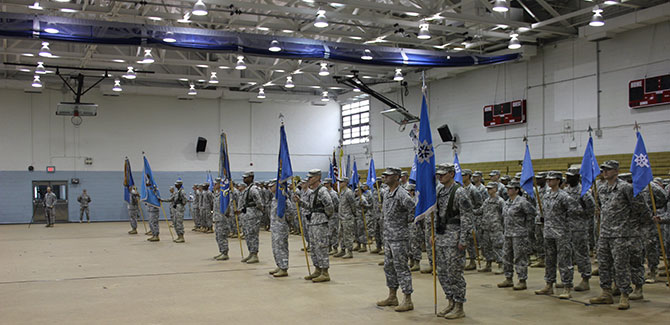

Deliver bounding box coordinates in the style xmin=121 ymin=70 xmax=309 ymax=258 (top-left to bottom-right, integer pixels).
xmin=124 ymin=161 xmax=670 ymax=320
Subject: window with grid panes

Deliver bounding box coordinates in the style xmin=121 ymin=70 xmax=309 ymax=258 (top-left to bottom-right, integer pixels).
xmin=341 ymin=100 xmax=370 ymax=145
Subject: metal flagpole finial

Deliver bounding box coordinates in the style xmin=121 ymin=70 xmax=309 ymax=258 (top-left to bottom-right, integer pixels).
xmin=633 ymin=121 xmax=640 ymax=132
xmin=522 ymin=135 xmax=528 ymax=143
xmin=142 ymin=151 xmax=145 ymax=155
xmin=587 ymin=125 xmax=593 ymax=136
xmin=421 ymin=71 xmax=427 ymax=93
xmin=279 ymin=113 xmax=285 ymax=125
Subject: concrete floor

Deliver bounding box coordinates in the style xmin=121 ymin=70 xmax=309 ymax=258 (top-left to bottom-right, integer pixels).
xmin=1 ymin=221 xmax=669 ymax=324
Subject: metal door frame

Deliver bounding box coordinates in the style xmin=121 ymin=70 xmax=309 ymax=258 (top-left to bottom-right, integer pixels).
xmin=32 ymin=181 xmax=69 ymax=223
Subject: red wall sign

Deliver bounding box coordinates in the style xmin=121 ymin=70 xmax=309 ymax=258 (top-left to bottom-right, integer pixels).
xmin=629 ymin=74 xmax=670 ymax=109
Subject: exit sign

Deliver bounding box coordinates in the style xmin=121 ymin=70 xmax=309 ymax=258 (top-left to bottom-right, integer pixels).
xmin=46 ymin=166 xmax=56 ymax=173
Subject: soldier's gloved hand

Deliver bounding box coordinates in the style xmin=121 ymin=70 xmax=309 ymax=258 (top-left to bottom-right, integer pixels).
xmin=653 ymin=215 xmax=661 ymax=223
xmin=457 ymin=243 xmax=466 ymax=251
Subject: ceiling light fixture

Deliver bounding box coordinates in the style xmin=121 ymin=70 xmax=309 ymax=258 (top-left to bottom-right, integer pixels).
xmin=257 ymin=26 xmax=270 ymax=31
xmin=604 ymin=0 xmax=620 ymax=5
xmin=32 ymin=75 xmax=42 ymax=88
xmin=589 ymin=6 xmax=605 ymax=27
xmin=314 ymin=10 xmax=328 ymax=28
xmin=417 ymin=21 xmax=431 ymax=40
xmin=38 ymin=42 xmax=51 ymax=57
xmin=112 ymin=79 xmax=122 ymax=92
xmin=59 ymin=8 xmax=78 ymax=13
xmin=321 ymin=91 xmax=330 ymax=102
xmin=492 ymin=0 xmax=509 ymax=13
xmin=195 ymin=64 xmax=209 ymax=68
xmin=235 ymin=56 xmax=247 ymax=70
xmin=123 ymin=66 xmax=136 ymax=80
xmin=318 ymin=62 xmax=329 ymax=76
xmin=353 ymin=87 xmax=361 ymax=92
xmin=508 ymin=33 xmax=521 ymax=49
xmin=285 ymin=76 xmax=295 ymax=88
xmin=28 ymin=1 xmax=43 ymax=10
xmin=393 ymin=69 xmax=403 ymax=81
xmin=188 ymin=84 xmax=197 ymax=96
xmin=257 ymin=87 xmax=266 ymax=99
xmin=404 ymin=12 xmax=420 ymax=17
xmin=141 ymin=49 xmax=154 ymax=64
xmin=192 ymin=0 xmax=208 ymax=16
xmin=35 ymin=62 xmax=46 ymax=75
xmin=269 ymin=39 xmax=281 ymax=52
xmin=361 ymin=49 xmax=373 ymax=60
xmin=147 ymin=16 xmax=162 ymax=21
xmin=209 ymin=72 xmax=219 ymax=84
xmin=163 ymin=31 xmax=176 ymax=43
xmin=53 ymin=0 xmax=70 ymax=2
xmin=112 ymin=59 xmax=125 ymax=63
xmin=178 ymin=12 xmax=192 ymax=23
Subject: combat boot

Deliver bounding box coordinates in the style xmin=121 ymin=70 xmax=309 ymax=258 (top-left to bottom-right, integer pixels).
xmin=147 ymin=235 xmax=160 ymax=242
xmin=589 ymin=288 xmax=614 ymax=304
xmin=558 ymin=287 xmax=572 ymax=299
xmin=444 ymin=302 xmax=465 ymax=319
xmin=437 ymin=300 xmax=454 ymax=317
xmin=618 ymin=293 xmax=630 ymax=310
xmin=478 ymin=261 xmax=492 ymax=273
xmin=304 ymin=268 xmax=321 ymax=280
xmin=215 ymin=254 xmax=229 ymax=261
xmin=312 ymin=268 xmax=330 ymax=282
xmin=513 ymin=279 xmax=527 ymax=290
xmin=497 ymin=277 xmax=514 ymax=288
xmin=394 ymin=294 xmax=413 ymax=312
xmin=273 ymin=269 xmax=288 ymax=277
xmin=334 ymin=249 xmax=346 ymax=258
xmin=530 ymin=258 xmax=545 ymax=268
xmin=574 ymin=278 xmax=590 ymax=291
xmin=173 ymin=235 xmax=185 ymax=243
xmin=370 ymin=246 xmax=380 ymax=254
xmin=206 ymin=227 xmax=214 ymax=233
xmin=535 ymin=283 xmax=553 ymax=295
xmin=592 ymin=267 xmax=599 ymax=276
xmin=494 ymin=263 xmax=504 ymax=275
xmin=612 ymin=284 xmax=621 ymax=296
xmin=128 ymin=229 xmax=138 ymax=235
xmin=378 ymin=248 xmax=384 ymax=255
xmin=645 ymin=270 xmax=656 ymax=284
xmin=358 ymin=245 xmax=367 ymax=253
xmin=354 ymin=243 xmax=361 ymax=251
xmin=376 ymin=288 xmax=399 ymax=307
xmin=241 ymin=254 xmax=251 ymax=263
xmin=328 ymin=247 xmax=338 ymax=255
xmin=464 ymin=259 xmax=476 ymax=271
xmin=378 ymin=261 xmax=385 ymax=266
xmin=555 ymin=282 xmax=564 ymax=288
xmin=145 ymin=231 xmax=153 ymax=235
xmin=421 ymin=265 xmax=433 ymax=274
xmin=343 ymin=249 xmax=353 ymax=259
xmin=269 ymin=267 xmax=280 ymax=275
xmin=410 ymin=261 xmax=420 ymax=272
xmin=629 ymin=285 xmax=643 ymax=300
xmin=246 ymin=253 xmax=259 ymax=264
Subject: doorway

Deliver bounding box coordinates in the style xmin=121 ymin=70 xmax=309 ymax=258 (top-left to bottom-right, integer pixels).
xmin=32 ymin=181 xmax=69 ymax=223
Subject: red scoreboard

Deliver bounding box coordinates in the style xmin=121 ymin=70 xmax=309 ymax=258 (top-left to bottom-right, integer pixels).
xmin=483 ymin=99 xmax=527 ymax=128
xmin=629 ymin=73 xmax=670 ymax=109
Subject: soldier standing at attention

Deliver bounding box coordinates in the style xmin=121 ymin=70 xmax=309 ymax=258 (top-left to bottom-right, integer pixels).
xmin=334 ymin=177 xmax=357 ymax=259
xmin=146 ymin=179 xmax=161 ymax=242
xmin=239 ymin=171 xmax=264 ymax=264
xmin=201 ymin=183 xmax=214 ymax=233
xmin=127 ymin=186 xmax=140 ymax=234
xmin=44 ymin=187 xmax=57 ymax=227
xmin=531 ymin=172 xmax=548 ymax=268
xmin=564 ymin=168 xmax=596 ymax=291
xmin=192 ymin=184 xmax=202 ymax=232
xmin=434 ymin=163 xmax=473 ymax=319
xmin=268 ymin=180 xmax=295 ymax=277
xmin=473 ymin=182 xmax=505 ymax=273
xmin=294 ymin=169 xmax=334 ymax=283
xmin=462 ymin=169 xmax=482 ymax=271
xmin=407 ymin=184 xmax=422 ymax=272
xmin=77 ymin=189 xmax=91 ymax=223
xmin=376 ymin=167 xmax=416 ymax=312
xmin=534 ymin=171 xmax=580 ymax=299
xmin=212 ymin=178 xmax=229 ymax=260
xmin=172 ymin=179 xmax=187 ymax=243
xmin=589 ymin=160 xmax=650 ymax=310
xmin=323 ymin=179 xmax=340 ymax=255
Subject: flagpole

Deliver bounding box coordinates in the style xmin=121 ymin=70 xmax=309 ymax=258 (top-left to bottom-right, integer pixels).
xmin=137 ymin=194 xmax=148 ymax=234
xmin=587 ymin=127 xmax=601 ymax=241
xmin=358 ymin=191 xmax=372 ymax=251
xmin=292 ymin=181 xmax=312 ymax=275
xmin=430 ymin=211 xmax=437 ymax=315
xmin=232 ymin=198 xmax=244 ymax=257
xmin=159 ymin=204 xmax=175 ymax=241
xmin=648 ymin=184 xmax=670 ymax=287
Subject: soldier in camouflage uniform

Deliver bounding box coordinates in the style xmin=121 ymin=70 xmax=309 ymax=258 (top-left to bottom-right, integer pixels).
xmin=372 ymin=179 xmax=387 ymax=255
xmin=499 ymin=176 xmax=511 ymax=201
xmin=213 ymin=179 xmax=229 ymax=260
xmin=406 ymin=184 xmax=422 ymax=272
xmin=462 ymin=169 xmax=482 ymax=271
xmin=145 ymin=199 xmax=160 ymax=242
xmin=354 ymin=186 xmax=371 ymax=252
xmin=564 ymin=168 xmax=595 ymax=291
xmin=238 ymin=171 xmax=264 ymax=264
xmin=639 ymin=181 xmax=668 ymax=284
xmin=77 ymin=189 xmax=91 ymax=223
xmin=334 ymin=177 xmax=357 ymax=259
xmin=161 ymin=179 xmax=187 ymax=243
xmin=472 ymin=171 xmax=488 ymax=201
xmin=269 ymin=180 xmax=295 ymax=277
xmin=473 ymin=182 xmax=505 ymax=273
xmin=192 ymin=185 xmax=202 ymax=231
xmin=498 ymin=181 xmax=537 ymax=290
xmin=376 ymin=167 xmax=416 ymax=313
xmin=294 ymin=169 xmax=334 ymax=282
xmin=431 ymin=163 xmax=473 ymax=319
xmin=44 ymin=187 xmax=57 ymax=227
xmin=589 ymin=160 xmax=651 ymax=310
xmin=228 ymin=183 xmax=243 ymax=238
xmin=201 ymin=183 xmax=214 ymax=233
xmin=531 ymin=172 xmax=548 ymax=268
xmin=323 ymin=179 xmax=340 ymax=255
xmin=127 ymin=187 xmax=140 ymax=234
xmin=534 ymin=171 xmax=580 ymax=299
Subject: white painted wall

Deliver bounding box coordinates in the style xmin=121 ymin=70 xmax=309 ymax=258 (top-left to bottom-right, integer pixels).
xmin=345 ymin=21 xmax=670 ymax=170
xmin=0 ymin=89 xmax=341 ymax=173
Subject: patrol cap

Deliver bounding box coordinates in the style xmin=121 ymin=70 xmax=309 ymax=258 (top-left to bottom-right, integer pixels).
xmin=401 ymin=171 xmax=409 ymax=177
xmin=506 ymin=181 xmax=521 ymax=189
xmin=406 ymin=184 xmax=416 ymax=191
xmin=175 ymin=179 xmax=183 ymax=184
xmin=515 ymin=172 xmax=523 ymax=178
xmin=489 ymin=170 xmax=501 ymax=176
xmin=566 ymin=167 xmax=580 ymax=177
xmin=600 ymin=160 xmax=619 ymax=170
xmin=337 ymin=176 xmax=349 ymax=183
xmin=536 ymin=172 xmax=547 ymax=179
xmin=214 ymin=177 xmax=222 ymax=182
xmin=382 ymin=167 xmax=402 ymax=176
xmin=486 ymin=182 xmax=498 ymax=189
xmin=462 ymin=169 xmax=473 ymax=176
xmin=323 ymin=177 xmax=333 ymax=184
xmin=242 ymin=171 xmax=254 ymax=178
xmin=546 ymin=171 xmax=562 ymax=180
xmin=473 ymin=171 xmax=483 ymax=177
xmin=653 ymin=177 xmax=662 ymax=184
xmin=500 ymin=175 xmax=511 ymax=181
xmin=436 ymin=163 xmax=455 ymax=175
xmin=618 ymin=172 xmax=632 ymax=182
xmin=307 ymin=169 xmax=322 ymax=178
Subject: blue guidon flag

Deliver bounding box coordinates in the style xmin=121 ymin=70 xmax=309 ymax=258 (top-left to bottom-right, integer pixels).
xmin=219 ymin=132 xmax=232 ymax=214
xmin=123 ymin=158 xmax=134 ymax=203
xmin=366 ymin=158 xmax=376 ymax=189
xmin=453 ymin=152 xmax=463 ymax=185
xmin=140 ymin=156 xmax=161 ymax=207
xmin=276 ymin=124 xmax=293 ymax=218
xmin=414 ymin=95 xmax=436 ymax=221
xmin=630 ymin=131 xmax=653 ymax=197
xmin=349 ymin=159 xmax=359 ymax=191
xmin=520 ymin=144 xmax=535 ymax=199
xmin=579 ymin=136 xmax=600 ymax=197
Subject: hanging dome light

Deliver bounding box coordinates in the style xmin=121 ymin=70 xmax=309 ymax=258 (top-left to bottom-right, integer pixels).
xmin=44 ymin=23 xmax=59 ymax=34
xmin=235 ymin=56 xmax=247 ymax=70
xmin=257 ymin=87 xmax=266 ymax=99
xmin=209 ymin=72 xmax=219 ymax=84
xmin=393 ymin=69 xmax=403 ymax=81
xmin=417 ymin=21 xmax=430 ymax=40
xmin=352 ymin=87 xmax=361 ymax=92
xmin=123 ymin=66 xmax=136 ymax=80
xmin=38 ymin=41 xmax=51 ymax=58
xmin=321 ymin=91 xmax=330 ymax=102
xmin=269 ymin=39 xmax=282 ymax=52
xmin=285 ymin=76 xmax=295 ymax=88
xmin=163 ymin=31 xmax=177 ymax=43
xmin=361 ymin=49 xmax=373 ymax=60
xmin=508 ymin=33 xmax=521 ymax=49
xmin=35 ymin=62 xmax=46 ymax=75
xmin=589 ymin=6 xmax=605 ymax=27
xmin=112 ymin=79 xmax=122 ymax=92
xmin=318 ymin=62 xmax=330 ymax=76
xmin=141 ymin=49 xmax=154 ymax=64
xmin=314 ymin=10 xmax=328 ymax=28
xmin=32 ymin=75 xmax=42 ymax=88
xmin=492 ymin=0 xmax=509 ymax=13
xmin=192 ymin=0 xmax=208 ymax=16
xmin=188 ymin=84 xmax=197 ymax=96
xmin=28 ymin=1 xmax=43 ymax=10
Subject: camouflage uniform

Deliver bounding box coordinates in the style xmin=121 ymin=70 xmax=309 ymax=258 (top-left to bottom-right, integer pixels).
xmin=474 ymin=195 xmax=505 ymax=263
xmin=639 ymin=182 xmax=668 ymax=276
xmin=409 ymin=195 xmax=423 ymax=262
xmin=192 ymin=189 xmax=201 ymax=229
xmin=356 ymin=192 xmax=371 ymax=245
xmin=298 ymin=184 xmax=334 ymax=269
xmin=328 ymin=187 xmax=340 ymax=249
xmin=564 ymin=183 xmax=595 ymax=279
xmin=596 ymin=178 xmax=651 ymax=295
xmin=44 ymin=192 xmax=57 ymax=226
xmin=463 ymin=183 xmax=483 ymax=264
xmin=172 ymin=187 xmax=187 ymax=236
xmin=534 ymin=184 xmax=549 ymax=260
xmin=503 ymin=195 xmax=537 ymax=280
xmin=77 ymin=192 xmax=91 ymax=221
xmin=382 ymin=184 xmax=416 ymax=294
xmin=271 ymin=195 xmax=295 ymax=270
xmin=424 ymin=183 xmax=444 ymax=269
xmin=373 ymin=185 xmax=387 ymax=250
xmin=241 ymin=183 xmax=264 ymax=254
xmin=338 ymin=187 xmax=358 ymax=251
xmin=435 ymin=182 xmax=474 ymax=303
xmin=542 ymin=186 xmax=580 ymax=287
xmin=146 ymin=203 xmax=160 ymax=236
xmin=201 ymin=187 xmax=214 ymax=230
xmin=213 ymin=189 xmax=228 ymax=254
xmin=127 ymin=191 xmax=140 ymax=231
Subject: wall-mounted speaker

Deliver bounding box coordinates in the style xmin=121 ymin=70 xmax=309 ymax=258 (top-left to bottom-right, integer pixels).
xmin=437 ymin=124 xmax=455 ymax=142
xmin=196 ymin=137 xmax=207 ymax=153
